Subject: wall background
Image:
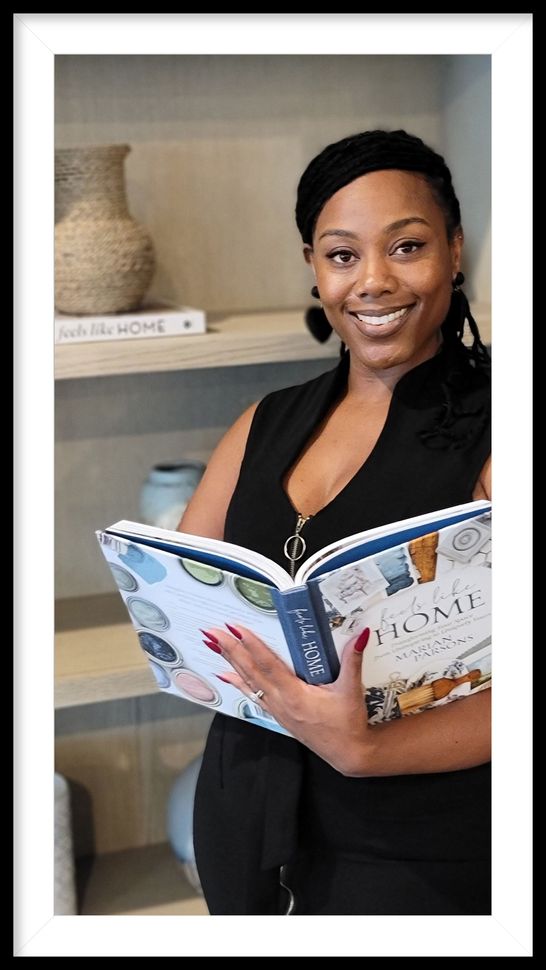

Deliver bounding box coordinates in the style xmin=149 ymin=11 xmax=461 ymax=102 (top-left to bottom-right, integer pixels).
xmin=55 ymin=54 xmax=490 ymax=315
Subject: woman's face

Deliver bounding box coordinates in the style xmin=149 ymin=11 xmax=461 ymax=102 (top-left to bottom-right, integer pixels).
xmin=305 ymin=169 xmax=463 ymax=376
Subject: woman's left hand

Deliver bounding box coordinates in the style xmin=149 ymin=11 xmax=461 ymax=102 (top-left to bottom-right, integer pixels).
xmin=202 ymin=624 xmax=371 ymax=776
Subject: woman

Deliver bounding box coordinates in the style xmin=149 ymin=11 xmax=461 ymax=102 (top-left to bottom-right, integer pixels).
xmin=179 ymin=130 xmax=491 ymax=916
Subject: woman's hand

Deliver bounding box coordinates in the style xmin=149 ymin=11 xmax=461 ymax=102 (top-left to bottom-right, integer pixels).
xmin=202 ymin=623 xmax=371 ymax=776
xmin=202 ymin=623 xmax=492 ymax=777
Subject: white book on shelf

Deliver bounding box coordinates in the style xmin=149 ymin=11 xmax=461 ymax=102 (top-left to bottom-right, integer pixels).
xmin=54 ymin=303 xmax=207 ymax=345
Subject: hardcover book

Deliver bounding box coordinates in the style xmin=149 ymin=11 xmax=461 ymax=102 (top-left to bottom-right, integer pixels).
xmin=55 ymin=303 xmax=206 ymax=344
xmin=96 ymin=500 xmax=492 ymax=737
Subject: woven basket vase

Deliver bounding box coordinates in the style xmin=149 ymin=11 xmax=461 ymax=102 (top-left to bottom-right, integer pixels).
xmin=55 ymin=144 xmax=156 ymax=314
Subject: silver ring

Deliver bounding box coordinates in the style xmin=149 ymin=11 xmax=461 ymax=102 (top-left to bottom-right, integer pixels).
xmin=249 ymin=689 xmax=265 ymax=702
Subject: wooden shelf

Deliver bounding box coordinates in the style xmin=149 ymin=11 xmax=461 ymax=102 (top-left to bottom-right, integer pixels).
xmin=77 ymin=841 xmax=208 ymax=915
xmin=55 ymin=308 xmax=340 ymax=380
xmin=54 ymin=304 xmax=491 ymax=381
xmin=55 ymin=594 xmax=156 ymax=708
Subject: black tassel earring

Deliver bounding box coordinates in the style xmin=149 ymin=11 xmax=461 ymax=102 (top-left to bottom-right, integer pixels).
xmin=304 ymin=286 xmax=333 ymax=343
xmin=452 ymin=271 xmax=465 ymax=288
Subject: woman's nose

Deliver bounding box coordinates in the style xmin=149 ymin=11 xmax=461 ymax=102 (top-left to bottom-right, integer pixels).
xmin=355 ymin=256 xmax=395 ymax=297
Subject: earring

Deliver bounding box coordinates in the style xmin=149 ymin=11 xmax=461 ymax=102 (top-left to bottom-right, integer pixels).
xmin=305 ymin=286 xmax=332 ymax=344
xmin=452 ymin=271 xmax=465 ymax=288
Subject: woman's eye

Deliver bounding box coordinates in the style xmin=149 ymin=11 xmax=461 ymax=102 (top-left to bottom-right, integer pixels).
xmin=393 ymin=240 xmax=424 ymax=256
xmin=327 ymin=250 xmax=356 ymax=264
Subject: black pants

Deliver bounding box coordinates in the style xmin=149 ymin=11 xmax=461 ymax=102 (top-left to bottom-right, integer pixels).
xmin=283 ymin=852 xmax=491 ymax=915
xmin=194 ymin=715 xmax=491 ymax=916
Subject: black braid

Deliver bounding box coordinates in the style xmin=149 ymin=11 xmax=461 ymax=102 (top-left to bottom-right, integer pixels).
xmin=441 ymin=286 xmax=491 ymax=375
xmin=296 ymin=130 xmax=461 ymax=246
xmin=416 ymin=285 xmax=491 ymax=450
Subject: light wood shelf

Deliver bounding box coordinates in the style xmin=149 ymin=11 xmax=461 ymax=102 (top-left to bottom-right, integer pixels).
xmin=77 ymin=841 xmax=208 ymax=915
xmin=55 ymin=308 xmax=340 ymax=380
xmin=54 ymin=304 xmax=491 ymax=381
xmin=55 ymin=594 xmax=156 ymax=708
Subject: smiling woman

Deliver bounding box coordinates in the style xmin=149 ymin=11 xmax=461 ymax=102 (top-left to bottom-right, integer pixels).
xmin=306 ymin=170 xmax=462 ymax=374
xmin=179 ymin=129 xmax=492 ymax=916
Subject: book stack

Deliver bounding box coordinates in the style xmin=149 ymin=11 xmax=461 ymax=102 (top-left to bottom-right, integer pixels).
xmin=54 ymin=303 xmax=207 ymax=345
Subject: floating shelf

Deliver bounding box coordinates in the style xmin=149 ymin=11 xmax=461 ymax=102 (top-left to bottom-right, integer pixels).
xmin=54 ymin=305 xmax=491 ymax=381
xmin=55 ymin=594 xmax=156 ymax=708
xmin=54 ymin=308 xmax=340 ymax=380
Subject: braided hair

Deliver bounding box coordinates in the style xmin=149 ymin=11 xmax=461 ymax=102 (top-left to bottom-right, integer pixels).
xmin=295 ymin=129 xmax=490 ymax=448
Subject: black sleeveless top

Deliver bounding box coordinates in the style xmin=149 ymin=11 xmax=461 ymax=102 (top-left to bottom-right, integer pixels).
xmin=193 ymin=345 xmax=491 ymax=915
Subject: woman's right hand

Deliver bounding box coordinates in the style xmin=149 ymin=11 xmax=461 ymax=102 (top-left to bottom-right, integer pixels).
xmin=201 ymin=622 xmax=373 ymax=777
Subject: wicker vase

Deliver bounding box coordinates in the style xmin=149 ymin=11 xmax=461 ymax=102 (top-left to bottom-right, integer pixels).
xmin=55 ymin=144 xmax=156 ymax=314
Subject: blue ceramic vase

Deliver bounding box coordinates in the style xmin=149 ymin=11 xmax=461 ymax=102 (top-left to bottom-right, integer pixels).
xmin=166 ymin=754 xmax=203 ymax=893
xmin=139 ymin=461 xmax=205 ymax=531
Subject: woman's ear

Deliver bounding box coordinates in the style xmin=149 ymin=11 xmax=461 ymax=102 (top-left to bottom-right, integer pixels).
xmin=303 ymin=245 xmax=314 ymax=269
xmin=451 ymin=229 xmax=464 ymax=277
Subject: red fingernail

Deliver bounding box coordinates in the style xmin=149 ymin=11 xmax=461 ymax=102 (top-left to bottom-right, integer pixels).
xmin=215 ymin=674 xmax=232 ymax=683
xmin=200 ymin=629 xmax=219 ymax=644
xmin=225 ymin=623 xmax=243 ymax=640
xmin=203 ymin=639 xmax=222 ymax=654
xmin=354 ymin=628 xmax=370 ymax=653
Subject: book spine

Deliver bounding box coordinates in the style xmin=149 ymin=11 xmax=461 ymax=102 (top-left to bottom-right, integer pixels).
xmin=305 ymin=579 xmax=341 ymax=679
xmin=271 ymin=586 xmax=339 ymax=685
xmin=54 ymin=307 xmax=206 ymax=344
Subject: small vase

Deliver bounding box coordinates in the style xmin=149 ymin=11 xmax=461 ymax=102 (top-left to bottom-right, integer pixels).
xmin=55 ymin=144 xmax=156 ymax=314
xmin=139 ymin=461 xmax=206 ymax=531
xmin=166 ymin=755 xmax=203 ymax=894
xmin=54 ymin=773 xmax=77 ymax=915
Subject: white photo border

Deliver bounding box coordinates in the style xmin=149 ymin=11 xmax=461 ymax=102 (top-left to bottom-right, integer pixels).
xmin=13 ymin=12 xmax=532 ymax=958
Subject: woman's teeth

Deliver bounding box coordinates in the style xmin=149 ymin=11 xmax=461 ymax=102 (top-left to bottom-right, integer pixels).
xmin=355 ymin=307 xmax=409 ymax=326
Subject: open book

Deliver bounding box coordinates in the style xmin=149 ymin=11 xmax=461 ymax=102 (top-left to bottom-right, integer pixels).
xmin=96 ymin=500 xmax=492 ymax=737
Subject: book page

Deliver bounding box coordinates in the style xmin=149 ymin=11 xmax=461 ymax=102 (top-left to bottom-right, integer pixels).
xmin=106 ymin=519 xmax=293 ymax=589
xmin=98 ymin=532 xmax=293 ymax=735
xmin=297 ymin=499 xmax=491 ymax=583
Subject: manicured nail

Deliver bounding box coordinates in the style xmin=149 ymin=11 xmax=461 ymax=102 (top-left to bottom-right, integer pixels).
xmin=203 ymin=639 xmax=222 ymax=654
xmin=200 ymin=629 xmax=219 ymax=644
xmin=354 ymin=628 xmax=370 ymax=653
xmin=215 ymin=674 xmax=232 ymax=684
xmin=225 ymin=623 xmax=243 ymax=640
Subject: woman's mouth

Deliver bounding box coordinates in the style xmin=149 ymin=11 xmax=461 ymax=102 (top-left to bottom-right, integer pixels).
xmin=349 ymin=303 xmax=415 ymax=338
xmin=352 ymin=305 xmax=413 ymax=326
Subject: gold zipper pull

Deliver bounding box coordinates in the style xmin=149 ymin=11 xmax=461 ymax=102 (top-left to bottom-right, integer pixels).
xmin=284 ymin=513 xmax=312 ymax=579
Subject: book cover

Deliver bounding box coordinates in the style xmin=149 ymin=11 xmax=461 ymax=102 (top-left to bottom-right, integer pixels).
xmin=97 ymin=530 xmax=294 ymax=735
xmin=96 ymin=500 xmax=491 ymax=736
xmin=55 ymin=303 xmax=206 ymax=344
xmin=308 ymin=510 xmax=492 ymax=724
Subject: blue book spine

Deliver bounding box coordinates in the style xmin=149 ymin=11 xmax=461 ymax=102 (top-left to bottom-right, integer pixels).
xmin=306 ymin=579 xmax=341 ymax=679
xmin=271 ymin=586 xmax=340 ymax=685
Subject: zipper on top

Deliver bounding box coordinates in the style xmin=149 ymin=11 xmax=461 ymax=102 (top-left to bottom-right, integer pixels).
xmin=283 ymin=512 xmax=312 ymax=580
